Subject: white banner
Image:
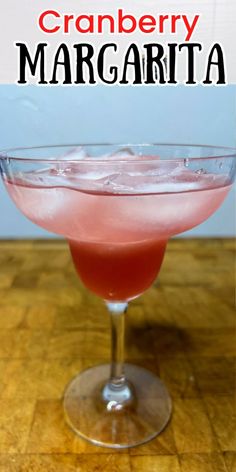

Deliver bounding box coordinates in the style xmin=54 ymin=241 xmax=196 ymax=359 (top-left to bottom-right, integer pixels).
xmin=0 ymin=0 xmax=235 ymax=84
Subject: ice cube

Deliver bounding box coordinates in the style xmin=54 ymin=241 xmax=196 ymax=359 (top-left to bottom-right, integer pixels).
xmin=109 ymin=147 xmax=136 ymax=160
xmin=59 ymin=146 xmax=89 ymax=160
xmin=52 ymin=147 xmax=90 ymax=177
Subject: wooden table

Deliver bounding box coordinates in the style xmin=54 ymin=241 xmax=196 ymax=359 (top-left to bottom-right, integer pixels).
xmin=0 ymin=239 xmax=235 ymax=471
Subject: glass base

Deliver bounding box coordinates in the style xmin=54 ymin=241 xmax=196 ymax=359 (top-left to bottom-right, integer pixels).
xmin=63 ymin=363 xmax=172 ymax=449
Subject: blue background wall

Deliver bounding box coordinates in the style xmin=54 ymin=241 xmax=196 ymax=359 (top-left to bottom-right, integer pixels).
xmin=0 ymin=85 xmax=235 ymax=238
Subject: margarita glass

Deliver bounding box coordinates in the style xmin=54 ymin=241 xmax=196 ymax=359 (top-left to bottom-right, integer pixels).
xmin=0 ymin=144 xmax=235 ymax=448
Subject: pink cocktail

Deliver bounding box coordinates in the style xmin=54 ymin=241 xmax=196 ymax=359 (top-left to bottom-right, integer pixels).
xmin=5 ymin=168 xmax=229 ymax=301
xmin=1 ymin=144 xmax=235 ymax=448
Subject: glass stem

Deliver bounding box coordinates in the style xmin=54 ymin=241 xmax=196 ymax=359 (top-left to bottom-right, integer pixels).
xmin=102 ymin=302 xmax=133 ymax=410
xmin=106 ymin=302 xmax=128 ymax=386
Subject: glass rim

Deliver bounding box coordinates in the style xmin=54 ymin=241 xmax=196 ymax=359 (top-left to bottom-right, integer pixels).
xmin=0 ymin=143 xmax=236 ymax=164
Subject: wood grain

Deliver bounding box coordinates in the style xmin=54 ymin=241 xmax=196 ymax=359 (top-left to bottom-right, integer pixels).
xmin=0 ymin=238 xmax=235 ymax=471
